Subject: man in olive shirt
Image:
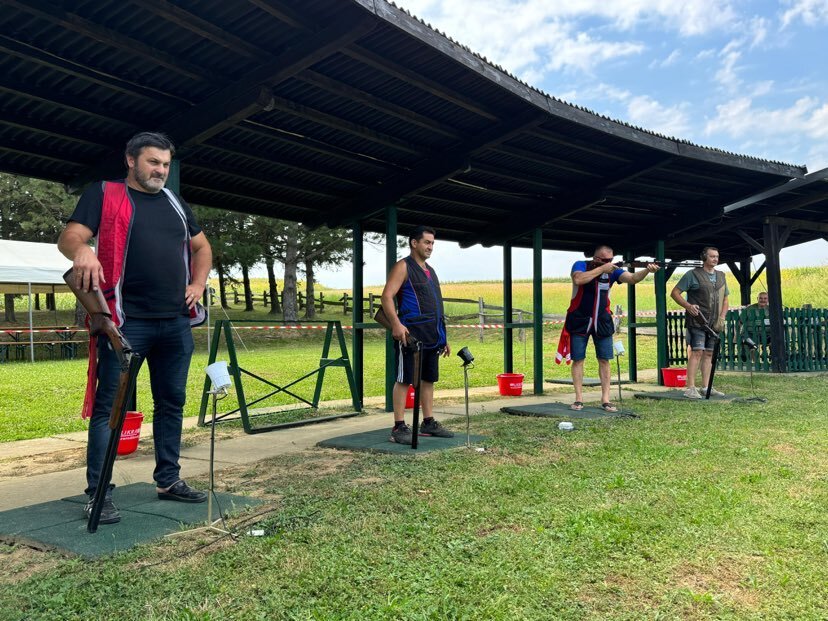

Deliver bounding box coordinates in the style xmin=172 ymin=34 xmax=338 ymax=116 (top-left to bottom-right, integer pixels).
xmin=670 ymin=247 xmax=729 ymax=399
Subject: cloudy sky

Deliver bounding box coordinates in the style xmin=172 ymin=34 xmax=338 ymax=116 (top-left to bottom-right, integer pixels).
xmin=313 ymin=0 xmax=828 ymax=288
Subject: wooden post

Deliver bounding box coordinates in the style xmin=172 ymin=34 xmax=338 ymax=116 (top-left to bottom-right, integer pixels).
xmin=478 ymin=297 xmax=485 ymax=343
xmin=763 ymin=219 xmax=787 ymax=372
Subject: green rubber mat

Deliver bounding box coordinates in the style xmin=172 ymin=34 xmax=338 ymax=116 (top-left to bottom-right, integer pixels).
xmin=0 ymin=482 xmax=262 ymax=558
xmin=633 ymin=390 xmax=746 ymax=402
xmin=501 ymin=402 xmax=637 ymax=419
xmin=317 ymin=428 xmax=487 ymax=454
xmin=545 ymin=378 xmax=631 ymax=386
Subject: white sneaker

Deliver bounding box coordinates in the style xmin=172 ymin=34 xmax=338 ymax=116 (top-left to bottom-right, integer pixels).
xmin=684 ymin=387 xmax=702 ymax=399
xmin=707 ymin=388 xmax=725 ymax=397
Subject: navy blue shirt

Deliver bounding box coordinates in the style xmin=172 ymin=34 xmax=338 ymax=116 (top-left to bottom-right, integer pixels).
xmin=69 ymin=182 xmax=202 ymax=319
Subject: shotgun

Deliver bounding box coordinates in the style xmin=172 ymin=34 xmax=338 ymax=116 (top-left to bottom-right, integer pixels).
xmin=63 ymin=269 xmax=142 ymax=533
xmin=374 ymin=307 xmax=424 ymax=449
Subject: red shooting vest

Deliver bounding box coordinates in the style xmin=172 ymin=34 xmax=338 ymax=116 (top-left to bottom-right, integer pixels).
xmin=81 ymin=181 xmax=203 ymax=418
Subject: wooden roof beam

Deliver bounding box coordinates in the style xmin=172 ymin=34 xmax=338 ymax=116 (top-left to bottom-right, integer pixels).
xmin=265 ymin=95 xmax=425 ymax=155
xmin=342 ymin=45 xmax=500 ymax=121
xmin=68 ymin=15 xmax=376 ymax=192
xmin=299 ymin=70 xmax=462 ymax=140
xmin=0 ymin=35 xmax=189 ymax=107
xmin=765 ymin=216 xmax=828 ymax=234
xmin=5 ymin=0 xmax=215 ymax=83
xmin=320 ymin=113 xmax=546 ymax=227
xmin=466 ymin=155 xmax=672 ymax=247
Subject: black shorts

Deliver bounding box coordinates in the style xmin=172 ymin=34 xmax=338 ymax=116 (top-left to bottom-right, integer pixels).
xmin=395 ymin=342 xmax=440 ymax=385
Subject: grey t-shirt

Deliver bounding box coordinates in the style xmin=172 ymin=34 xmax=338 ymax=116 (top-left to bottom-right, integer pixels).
xmin=675 ymin=269 xmax=729 ymax=297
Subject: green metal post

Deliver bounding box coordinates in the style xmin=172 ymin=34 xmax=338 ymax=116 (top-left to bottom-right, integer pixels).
xmin=532 ymin=229 xmax=543 ymax=395
xmin=654 ymin=240 xmax=668 ymax=385
xmin=385 ymin=206 xmax=397 ymax=411
xmin=352 ymin=221 xmax=364 ymax=409
xmin=166 ymin=159 xmax=180 ymax=194
xmin=503 ymin=243 xmax=513 ymax=373
xmin=624 ymin=251 xmax=638 ymax=382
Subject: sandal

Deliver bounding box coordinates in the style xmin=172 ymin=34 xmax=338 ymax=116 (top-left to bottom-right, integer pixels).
xmin=601 ymin=402 xmax=619 ymax=413
xmin=570 ymin=401 xmax=584 ymax=411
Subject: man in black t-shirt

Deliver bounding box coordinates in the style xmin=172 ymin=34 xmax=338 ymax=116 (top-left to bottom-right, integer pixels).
xmin=58 ymin=132 xmax=212 ymax=525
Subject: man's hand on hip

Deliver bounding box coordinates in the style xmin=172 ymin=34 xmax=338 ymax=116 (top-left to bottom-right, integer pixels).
xmin=185 ymin=283 xmax=205 ymax=309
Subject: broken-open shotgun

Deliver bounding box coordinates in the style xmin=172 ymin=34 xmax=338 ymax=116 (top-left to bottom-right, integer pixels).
xmin=63 ymin=268 xmax=142 ymax=533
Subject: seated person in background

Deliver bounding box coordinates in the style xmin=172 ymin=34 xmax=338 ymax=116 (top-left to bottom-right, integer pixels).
xmin=740 ymin=292 xmax=770 ymax=359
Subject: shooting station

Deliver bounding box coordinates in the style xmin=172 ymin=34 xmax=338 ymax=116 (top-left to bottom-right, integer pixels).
xmin=1 ymin=0 xmax=828 ymax=554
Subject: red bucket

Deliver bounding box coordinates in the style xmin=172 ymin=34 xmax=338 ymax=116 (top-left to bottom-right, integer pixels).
xmin=661 ymin=368 xmax=687 ymax=387
xmin=405 ymin=385 xmax=415 ymax=409
xmin=497 ymin=373 xmax=524 ymax=396
xmin=117 ymin=411 xmax=144 ymax=456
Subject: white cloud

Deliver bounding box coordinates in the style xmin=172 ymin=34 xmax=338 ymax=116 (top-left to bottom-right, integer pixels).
xmin=704 ymin=96 xmax=828 ymax=143
xmin=625 ymin=95 xmax=692 ymax=136
xmin=395 ymin=0 xmax=740 ymax=78
xmin=649 ymin=49 xmax=680 ymax=68
xmin=781 ymin=0 xmax=828 ymax=27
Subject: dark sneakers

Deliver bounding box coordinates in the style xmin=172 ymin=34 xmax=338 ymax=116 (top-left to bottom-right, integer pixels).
xmin=390 ymin=424 xmax=413 ymax=445
xmin=84 ymin=498 xmax=121 ymax=525
xmin=157 ymin=479 xmax=207 ymax=503
xmin=419 ymin=418 xmax=454 ymax=438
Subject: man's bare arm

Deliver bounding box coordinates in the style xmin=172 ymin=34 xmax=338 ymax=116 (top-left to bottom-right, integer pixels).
xmin=186 ymin=232 xmax=212 ymax=309
xmin=58 ymin=222 xmax=103 ymax=292
xmin=572 ymin=261 xmax=616 ymax=286
xmin=617 ymin=264 xmax=659 ymax=285
xmin=380 ymin=261 xmax=409 ymax=342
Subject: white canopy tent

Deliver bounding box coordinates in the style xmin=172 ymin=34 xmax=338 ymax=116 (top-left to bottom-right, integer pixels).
xmin=0 ymin=239 xmax=73 ymax=362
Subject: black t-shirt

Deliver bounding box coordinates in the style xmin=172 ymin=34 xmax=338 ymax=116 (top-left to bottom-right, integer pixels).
xmin=69 ymin=181 xmax=202 ymax=319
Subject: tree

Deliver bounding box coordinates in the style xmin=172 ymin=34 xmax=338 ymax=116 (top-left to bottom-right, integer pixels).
xmin=0 ymin=174 xmax=76 ymax=322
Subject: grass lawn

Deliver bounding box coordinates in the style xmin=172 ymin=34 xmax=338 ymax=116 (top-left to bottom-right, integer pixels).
xmin=1 ymin=372 xmax=827 ymax=620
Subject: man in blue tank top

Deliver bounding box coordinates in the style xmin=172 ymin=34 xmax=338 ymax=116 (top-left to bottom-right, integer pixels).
xmin=380 ymin=226 xmax=454 ymax=444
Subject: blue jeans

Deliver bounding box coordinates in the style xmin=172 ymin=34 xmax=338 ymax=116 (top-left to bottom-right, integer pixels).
xmin=86 ymin=316 xmax=194 ymax=497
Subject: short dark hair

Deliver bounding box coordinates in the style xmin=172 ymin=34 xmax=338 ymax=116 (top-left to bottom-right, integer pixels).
xmin=701 ymin=246 xmax=719 ymax=261
xmin=593 ymin=244 xmax=613 ymax=257
xmin=409 ymin=225 xmax=436 ymax=247
xmin=125 ymin=132 xmax=176 ymax=161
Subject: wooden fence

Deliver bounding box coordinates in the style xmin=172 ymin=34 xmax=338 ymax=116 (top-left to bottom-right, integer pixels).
xmin=667 ymin=307 xmax=828 ymax=372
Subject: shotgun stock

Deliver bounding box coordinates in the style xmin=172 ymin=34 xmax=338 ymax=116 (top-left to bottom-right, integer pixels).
xmin=374 ymin=307 xmax=414 ymax=346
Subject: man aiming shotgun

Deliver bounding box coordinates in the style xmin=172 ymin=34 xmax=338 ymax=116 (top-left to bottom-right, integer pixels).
xmin=380 ymin=226 xmax=454 ymax=445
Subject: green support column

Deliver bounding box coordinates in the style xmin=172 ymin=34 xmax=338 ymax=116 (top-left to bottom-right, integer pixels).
xmin=624 ymin=251 xmax=638 ymax=382
xmin=166 ymin=159 xmax=180 ymax=194
xmin=351 ymin=221 xmax=364 ymax=409
xmin=654 ymin=240 xmax=668 ymax=385
xmin=503 ymin=243 xmax=513 ymax=373
xmin=384 ymin=206 xmax=397 ymax=411
xmin=532 ymin=229 xmax=543 ymax=395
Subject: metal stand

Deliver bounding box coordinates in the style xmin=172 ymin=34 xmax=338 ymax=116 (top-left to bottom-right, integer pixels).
xmin=167 ymin=388 xmax=231 ymax=538
xmin=462 ymin=363 xmax=471 ymax=447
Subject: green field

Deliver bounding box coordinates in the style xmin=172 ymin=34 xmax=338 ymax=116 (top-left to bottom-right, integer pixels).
xmin=1 ymin=265 xmax=826 ymax=442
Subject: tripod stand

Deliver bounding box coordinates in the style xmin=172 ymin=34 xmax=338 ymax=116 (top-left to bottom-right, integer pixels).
xmin=167 ymin=385 xmax=230 ymax=538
